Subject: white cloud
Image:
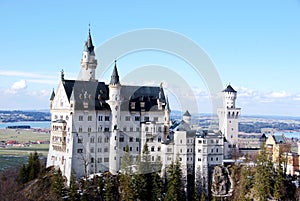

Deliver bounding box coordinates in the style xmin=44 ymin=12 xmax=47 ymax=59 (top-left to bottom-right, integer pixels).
xmin=4 ymin=80 xmax=27 ymax=94
xmin=269 ymin=91 xmax=291 ymax=98
xmin=11 ymin=80 xmax=27 ymax=91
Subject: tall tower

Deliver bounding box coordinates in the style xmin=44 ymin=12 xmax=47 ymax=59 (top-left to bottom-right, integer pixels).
xmin=217 ymin=85 xmax=241 ymax=159
xmin=107 ymin=61 xmax=121 ymax=174
xmin=80 ymin=28 xmax=97 ymax=81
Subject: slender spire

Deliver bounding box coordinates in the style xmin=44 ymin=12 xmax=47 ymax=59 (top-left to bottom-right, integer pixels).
xmin=86 ymin=24 xmax=94 ymax=53
xmin=61 ymin=69 xmax=64 ymax=81
xmin=110 ymin=60 xmax=120 ymax=85
xmin=50 ymin=88 xmax=55 ymax=101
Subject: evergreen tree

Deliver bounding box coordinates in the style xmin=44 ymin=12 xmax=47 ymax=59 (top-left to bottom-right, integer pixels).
xmin=51 ymin=168 xmax=64 ymax=200
xmin=151 ymin=172 xmax=163 ymax=201
xmin=69 ymin=171 xmax=78 ymax=201
xmin=18 ymin=164 xmax=28 ymax=184
xmin=119 ymin=145 xmax=135 ymax=201
xmin=164 ymin=158 xmax=186 ymax=201
xmin=253 ymin=146 xmax=274 ymax=201
xmin=273 ymin=146 xmax=286 ymax=200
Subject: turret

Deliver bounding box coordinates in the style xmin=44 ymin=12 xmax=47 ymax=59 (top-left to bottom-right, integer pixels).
xmin=80 ymin=27 xmax=97 ymax=81
xmin=183 ymin=110 xmax=191 ymax=124
xmin=222 ymin=85 xmax=237 ymax=109
xmin=107 ymin=61 xmax=121 ymax=174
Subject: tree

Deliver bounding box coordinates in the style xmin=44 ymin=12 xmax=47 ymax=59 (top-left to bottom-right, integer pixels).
xmin=253 ymin=146 xmax=274 ymax=201
xmin=68 ymin=170 xmax=79 ymax=201
xmin=18 ymin=151 xmax=41 ymax=184
xmin=119 ymin=145 xmax=135 ymax=201
xmin=273 ymin=146 xmax=286 ymax=200
xmin=51 ymin=168 xmax=65 ymax=200
xmin=134 ymin=142 xmax=155 ymax=201
xmin=164 ymin=158 xmax=186 ymax=201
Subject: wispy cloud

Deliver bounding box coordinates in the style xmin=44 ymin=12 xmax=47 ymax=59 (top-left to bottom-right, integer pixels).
xmin=0 ymin=70 xmax=56 ymax=79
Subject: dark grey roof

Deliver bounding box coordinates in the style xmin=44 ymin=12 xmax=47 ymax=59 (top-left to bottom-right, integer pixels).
xmin=87 ymin=28 xmax=94 ymax=53
xmin=273 ymin=135 xmax=286 ymax=144
xmin=62 ymin=80 xmax=110 ymax=110
xmin=121 ymin=85 xmax=166 ymax=112
xmin=223 ymin=85 xmax=237 ymax=93
xmin=50 ymin=89 xmax=55 ymax=101
xmin=183 ymin=110 xmax=191 ymax=117
xmin=110 ymin=62 xmax=120 ymax=85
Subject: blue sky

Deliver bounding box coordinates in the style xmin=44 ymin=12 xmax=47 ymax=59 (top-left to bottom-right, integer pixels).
xmin=0 ymin=0 xmax=300 ymax=116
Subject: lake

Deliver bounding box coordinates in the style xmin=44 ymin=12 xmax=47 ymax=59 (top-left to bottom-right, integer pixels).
xmin=0 ymin=121 xmax=51 ymax=129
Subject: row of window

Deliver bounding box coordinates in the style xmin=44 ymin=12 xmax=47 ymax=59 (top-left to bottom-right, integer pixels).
xmin=119 ymin=137 xmax=140 ymax=143
xmin=146 ymin=137 xmax=161 ymax=143
xmin=197 ymin=148 xmax=220 ymax=153
xmin=144 ymin=126 xmax=163 ymax=132
xmin=78 ymin=137 xmax=109 ymax=144
xmin=197 ymin=139 xmax=220 ymax=144
xmin=54 ymin=115 xmax=69 ymax=120
xmin=78 ymin=127 xmax=110 ymax=133
xmin=197 ymin=156 xmax=219 ymax=162
xmin=79 ymin=115 xmax=110 ymax=121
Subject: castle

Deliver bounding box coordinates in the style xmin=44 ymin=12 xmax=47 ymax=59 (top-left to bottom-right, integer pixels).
xmin=46 ymin=29 xmax=240 ymax=186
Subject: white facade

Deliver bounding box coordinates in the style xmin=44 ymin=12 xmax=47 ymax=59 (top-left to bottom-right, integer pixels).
xmin=47 ymin=30 xmax=240 ymax=187
xmin=217 ymin=85 xmax=241 ymax=159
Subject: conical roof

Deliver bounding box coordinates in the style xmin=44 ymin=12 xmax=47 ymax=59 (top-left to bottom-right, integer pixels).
xmin=110 ymin=61 xmax=120 ymax=85
xmin=222 ymin=85 xmax=237 ymax=93
xmin=183 ymin=110 xmax=191 ymax=117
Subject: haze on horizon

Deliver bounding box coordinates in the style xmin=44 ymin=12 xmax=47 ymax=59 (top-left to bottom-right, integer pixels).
xmin=0 ymin=1 xmax=299 ymax=117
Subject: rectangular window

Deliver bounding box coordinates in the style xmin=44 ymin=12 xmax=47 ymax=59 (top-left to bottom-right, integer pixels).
xmin=104 ymin=137 xmax=109 ymax=143
xmin=129 ymin=137 xmax=133 ymax=142
xmin=90 ymin=137 xmax=94 ymax=143
xmin=119 ymin=137 xmax=124 ymax=142
xmin=79 ymin=116 xmax=83 ymax=121
xmin=77 ymin=149 xmax=83 ymax=153
xmin=104 ymin=147 xmax=108 ymax=152
xmin=105 ymin=116 xmax=110 ymax=121
xmin=167 ymin=148 xmax=172 ymax=152
xmin=130 ymin=102 xmax=136 ymax=110
xmin=136 ymin=127 xmax=140 ymax=132
xmin=78 ymin=138 xmax=83 ymax=143
xmin=104 ymin=127 xmax=109 ymax=132
xmin=98 ymin=116 xmax=103 ymax=121
xmin=90 ymin=147 xmax=94 ymax=153
xmin=153 ymin=117 xmax=158 ymax=122
xmin=125 ymin=116 xmax=131 ymax=121
xmin=98 ymin=148 xmax=102 ymax=152
xmin=135 ymin=116 xmax=140 ymax=121
xmin=78 ymin=127 xmax=83 ymax=133
xmin=130 ymin=127 xmax=133 ymax=132
xmin=88 ymin=116 xmax=92 ymax=121
xmin=88 ymin=127 xmax=92 ymax=132
xmin=104 ymin=158 xmax=109 ymax=162
xmin=198 ymin=158 xmax=201 ymax=161
xmin=158 ymin=137 xmax=161 ymax=142
xmin=98 ymin=158 xmax=102 ymax=163
xmin=136 ymin=138 xmax=140 ymax=142
xmin=129 ymin=147 xmax=132 ymax=151
xmin=123 ymin=127 xmax=127 ymax=132
xmin=144 ymin=116 xmax=149 ymax=122
xmin=136 ymin=147 xmax=139 ymax=151
xmin=98 ymin=137 xmax=102 ymax=143
xmin=140 ymin=102 xmax=145 ymax=108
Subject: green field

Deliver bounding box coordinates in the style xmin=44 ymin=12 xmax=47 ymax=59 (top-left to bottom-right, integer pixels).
xmin=0 ymin=129 xmax=50 ymax=171
xmin=0 ymin=129 xmax=50 ymax=143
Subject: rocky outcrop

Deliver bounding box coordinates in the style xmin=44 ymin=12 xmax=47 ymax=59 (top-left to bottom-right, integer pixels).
xmin=211 ymin=165 xmax=233 ymax=197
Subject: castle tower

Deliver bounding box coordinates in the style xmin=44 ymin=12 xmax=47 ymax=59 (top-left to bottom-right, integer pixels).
xmin=80 ymin=27 xmax=97 ymax=81
xmin=183 ymin=110 xmax=191 ymax=124
xmin=107 ymin=61 xmax=121 ymax=174
xmin=217 ymin=85 xmax=241 ymax=159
